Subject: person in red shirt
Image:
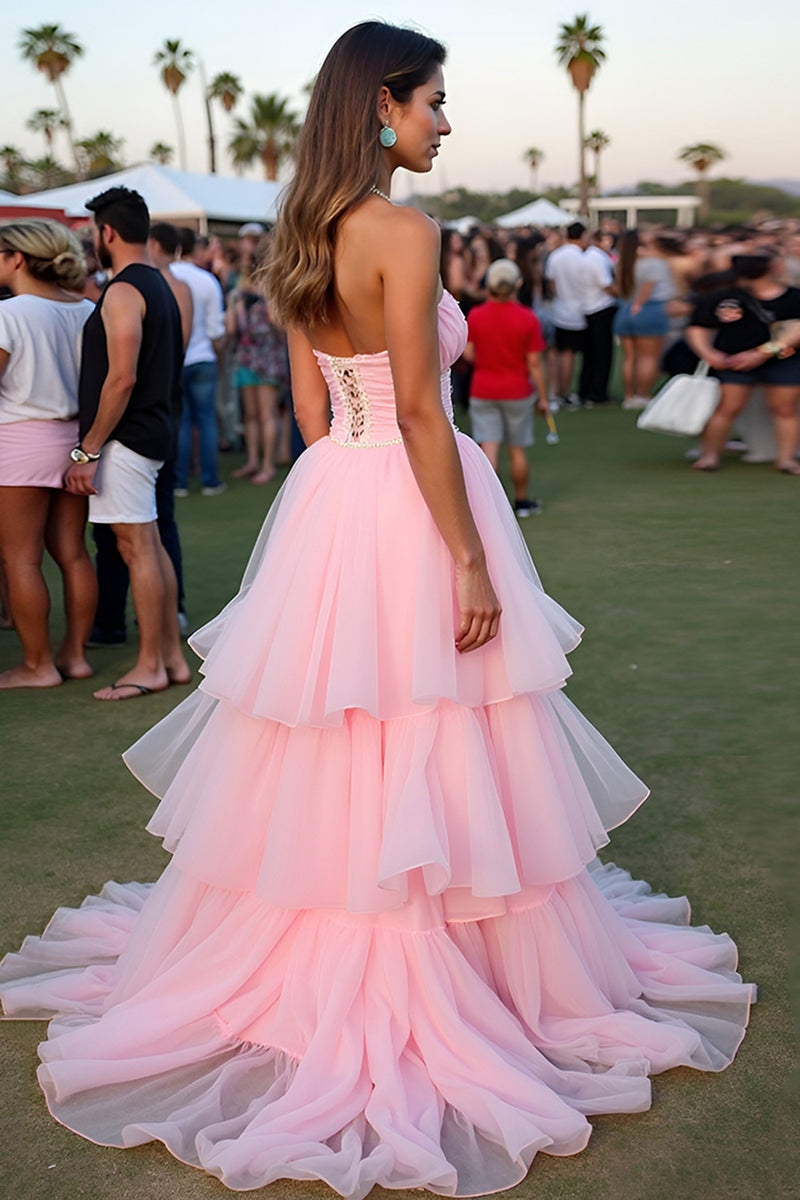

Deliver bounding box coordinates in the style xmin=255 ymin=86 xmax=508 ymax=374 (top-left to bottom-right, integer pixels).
xmin=464 ymin=258 xmax=549 ymax=516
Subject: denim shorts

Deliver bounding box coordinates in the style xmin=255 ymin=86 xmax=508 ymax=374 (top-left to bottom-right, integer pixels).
xmin=469 ymin=397 xmax=534 ymax=447
xmin=715 ymin=353 xmax=800 ymax=387
xmin=614 ymin=299 xmax=670 ymax=338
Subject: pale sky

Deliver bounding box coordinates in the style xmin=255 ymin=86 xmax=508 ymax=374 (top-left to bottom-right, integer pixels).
xmin=2 ymin=0 xmax=797 ymax=202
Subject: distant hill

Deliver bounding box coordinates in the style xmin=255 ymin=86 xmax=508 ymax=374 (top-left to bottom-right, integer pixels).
xmin=612 ymin=179 xmax=800 ymax=199
xmin=756 ymin=178 xmax=800 ymax=197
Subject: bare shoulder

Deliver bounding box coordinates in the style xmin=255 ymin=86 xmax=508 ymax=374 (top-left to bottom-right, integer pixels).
xmin=343 ymin=199 xmax=439 ymax=253
xmin=102 ymin=280 xmax=145 ymax=318
xmin=383 ymin=205 xmax=439 ymax=252
xmin=376 ymin=207 xmax=440 ymax=283
xmin=171 ymin=275 xmax=193 ymax=303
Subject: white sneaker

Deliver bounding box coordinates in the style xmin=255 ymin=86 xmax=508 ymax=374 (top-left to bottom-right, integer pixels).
xmin=201 ymin=483 xmax=228 ymax=496
xmin=173 ymin=487 xmax=189 ymax=497
xmin=622 ymin=396 xmax=649 ymax=410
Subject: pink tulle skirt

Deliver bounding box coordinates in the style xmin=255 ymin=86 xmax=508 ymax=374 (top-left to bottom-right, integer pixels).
xmin=0 ymin=430 xmax=756 ymax=1197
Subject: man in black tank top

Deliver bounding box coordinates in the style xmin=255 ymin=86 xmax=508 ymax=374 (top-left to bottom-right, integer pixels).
xmin=64 ymin=187 xmax=191 ymax=700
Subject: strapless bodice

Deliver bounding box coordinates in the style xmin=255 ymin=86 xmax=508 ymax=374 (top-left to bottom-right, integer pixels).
xmin=313 ymin=290 xmax=467 ymax=447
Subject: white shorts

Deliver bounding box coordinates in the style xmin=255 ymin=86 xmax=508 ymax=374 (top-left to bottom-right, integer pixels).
xmin=88 ymin=439 xmax=163 ymax=525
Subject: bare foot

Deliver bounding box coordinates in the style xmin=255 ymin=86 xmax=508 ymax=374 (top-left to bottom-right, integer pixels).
xmin=94 ymin=667 xmax=169 ymax=701
xmin=692 ymin=456 xmax=720 ymax=472
xmin=0 ymin=663 xmax=63 ymax=690
xmin=55 ymin=657 xmax=95 ymax=680
xmin=231 ymin=464 xmax=259 ymax=479
xmin=166 ymin=659 xmax=193 ymax=686
xmin=776 ymin=461 xmax=800 ymax=475
xmin=252 ymin=469 xmax=275 ymax=485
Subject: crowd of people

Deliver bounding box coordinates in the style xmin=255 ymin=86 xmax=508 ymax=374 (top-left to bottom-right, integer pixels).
xmin=0 ymin=192 xmax=290 ymax=694
xmin=440 ymin=215 xmax=800 ymax=476
xmin=1 ymin=191 xmax=799 ymax=694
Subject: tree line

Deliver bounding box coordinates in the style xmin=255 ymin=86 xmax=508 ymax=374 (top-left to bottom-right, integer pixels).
xmin=1 ymin=24 xmax=300 ymax=193
xmin=2 ymin=15 xmax=783 ymax=227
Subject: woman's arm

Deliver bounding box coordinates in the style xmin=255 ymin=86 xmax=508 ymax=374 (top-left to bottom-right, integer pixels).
xmin=685 ymin=325 xmax=730 ymax=369
xmin=224 ymin=290 xmax=238 ymax=339
xmin=631 ymin=280 xmax=654 ymax=314
xmin=287 ymin=328 xmax=331 ymax=446
xmin=0 ymin=348 xmax=9 ymax=382
xmin=445 ymin=253 xmax=466 ymax=300
xmin=381 ymin=211 xmax=500 ymax=654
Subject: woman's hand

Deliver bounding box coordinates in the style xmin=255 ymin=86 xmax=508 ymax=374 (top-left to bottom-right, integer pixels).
xmin=455 ymin=557 xmax=501 ymax=653
xmin=726 ymin=348 xmax=769 ymax=371
xmin=705 ymin=349 xmax=731 ymax=371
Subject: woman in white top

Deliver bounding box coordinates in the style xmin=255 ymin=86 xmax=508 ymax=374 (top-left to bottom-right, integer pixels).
xmin=0 ymin=220 xmax=96 ymax=688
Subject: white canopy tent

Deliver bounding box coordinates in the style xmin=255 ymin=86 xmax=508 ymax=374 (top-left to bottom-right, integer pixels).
xmin=495 ymin=198 xmax=575 ymax=228
xmin=5 ymin=165 xmax=282 ymax=233
xmin=442 ymin=216 xmax=482 ymax=236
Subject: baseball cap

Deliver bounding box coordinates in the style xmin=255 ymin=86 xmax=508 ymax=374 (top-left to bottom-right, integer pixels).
xmin=238 ymin=222 xmax=266 ymax=238
xmin=486 ymin=258 xmax=521 ymax=292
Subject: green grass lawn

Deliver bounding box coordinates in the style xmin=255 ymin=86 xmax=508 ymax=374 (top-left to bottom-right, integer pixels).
xmin=0 ymin=408 xmax=797 ymax=1200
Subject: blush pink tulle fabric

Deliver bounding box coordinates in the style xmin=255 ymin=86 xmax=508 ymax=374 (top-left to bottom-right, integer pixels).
xmin=0 ymin=292 xmax=755 ymax=1197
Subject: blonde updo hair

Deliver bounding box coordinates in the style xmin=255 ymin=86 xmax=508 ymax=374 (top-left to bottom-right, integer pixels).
xmin=0 ymin=219 xmax=87 ymax=291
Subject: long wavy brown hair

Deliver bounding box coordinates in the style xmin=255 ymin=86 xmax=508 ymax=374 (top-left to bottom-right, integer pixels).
xmin=264 ymin=22 xmax=446 ymax=329
xmin=616 ymin=229 xmax=639 ymax=301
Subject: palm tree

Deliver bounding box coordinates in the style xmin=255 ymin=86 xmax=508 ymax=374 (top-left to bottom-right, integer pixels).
xmin=0 ymin=145 xmax=27 ymax=193
xmin=228 ymin=93 xmax=300 ymax=181
xmin=18 ymin=24 xmax=84 ymax=172
xmin=76 ymin=130 xmax=124 ymax=177
xmin=677 ymin=142 xmax=727 ymax=222
xmin=554 ymin=14 xmax=606 ymax=218
xmin=208 ymin=71 xmax=243 ymax=113
xmin=26 ymin=108 xmax=68 ymax=154
xmin=204 ymin=70 xmax=244 ymax=173
xmin=153 ymin=39 xmax=195 ymax=170
xmin=149 ymin=141 xmax=174 ymax=165
xmin=522 ymin=147 xmax=545 ymax=193
xmin=584 ymin=129 xmax=610 ymax=196
xmin=26 ymin=155 xmax=71 ymax=191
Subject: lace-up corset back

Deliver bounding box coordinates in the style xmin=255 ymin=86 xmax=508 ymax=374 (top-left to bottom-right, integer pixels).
xmin=314 ymin=290 xmax=467 ymax=447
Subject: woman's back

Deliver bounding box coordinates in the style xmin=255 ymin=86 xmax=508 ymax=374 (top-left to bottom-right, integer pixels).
xmin=0 ymin=293 xmax=93 ymax=421
xmin=303 ymin=200 xmax=441 ymax=358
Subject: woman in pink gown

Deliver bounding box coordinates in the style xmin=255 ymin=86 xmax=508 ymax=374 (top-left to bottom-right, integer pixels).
xmin=0 ymin=22 xmax=754 ymax=1198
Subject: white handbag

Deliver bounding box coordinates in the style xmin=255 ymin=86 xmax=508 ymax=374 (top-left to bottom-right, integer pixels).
xmin=637 ymin=361 xmax=721 ymax=437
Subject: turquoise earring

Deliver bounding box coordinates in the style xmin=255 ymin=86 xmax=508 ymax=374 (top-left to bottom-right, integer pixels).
xmin=379 ymin=121 xmax=397 ymax=148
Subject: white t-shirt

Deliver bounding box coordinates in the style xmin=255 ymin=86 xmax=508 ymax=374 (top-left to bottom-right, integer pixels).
xmin=170 ymin=261 xmax=225 ymax=366
xmin=0 ymin=294 xmax=94 ymax=423
xmin=582 ymin=245 xmax=615 ymax=316
xmin=545 ymin=243 xmax=588 ymax=330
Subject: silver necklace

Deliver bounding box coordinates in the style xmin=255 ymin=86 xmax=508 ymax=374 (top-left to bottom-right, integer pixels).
xmin=370 ymin=185 xmax=393 ymax=203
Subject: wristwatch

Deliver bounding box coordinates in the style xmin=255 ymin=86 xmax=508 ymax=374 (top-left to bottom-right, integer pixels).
xmin=69 ymin=445 xmax=102 ymax=463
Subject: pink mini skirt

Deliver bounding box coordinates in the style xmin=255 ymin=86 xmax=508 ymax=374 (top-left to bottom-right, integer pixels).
xmin=0 ymin=418 xmax=78 ymax=488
